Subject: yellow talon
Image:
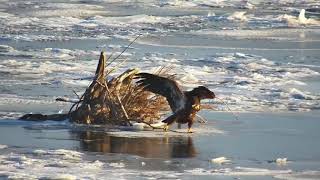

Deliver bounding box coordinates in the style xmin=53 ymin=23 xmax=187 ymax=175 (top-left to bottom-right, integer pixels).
xmin=164 ymin=125 xmax=169 ymax=131
xmin=192 ymin=104 xmax=200 ymax=111
xmin=187 ymin=128 xmax=194 ymax=133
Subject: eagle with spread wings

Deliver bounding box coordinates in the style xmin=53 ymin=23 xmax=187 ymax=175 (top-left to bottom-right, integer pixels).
xmin=135 ymin=73 xmax=215 ymax=133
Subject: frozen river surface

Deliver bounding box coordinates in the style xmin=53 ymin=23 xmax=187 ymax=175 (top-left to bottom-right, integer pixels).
xmin=0 ymin=0 xmax=320 ymax=179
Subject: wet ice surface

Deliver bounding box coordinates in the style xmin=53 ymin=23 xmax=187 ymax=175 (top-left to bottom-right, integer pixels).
xmin=0 ymin=112 xmax=320 ymax=179
xmin=1 ymin=0 xmax=320 ymax=179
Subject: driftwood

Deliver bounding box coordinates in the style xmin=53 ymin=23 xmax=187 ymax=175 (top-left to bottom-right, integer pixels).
xmin=69 ymin=52 xmax=168 ymax=125
xmin=19 ymin=51 xmax=213 ymax=127
xmin=20 ymin=52 xmax=168 ymax=126
xmin=19 ymin=113 xmax=68 ymax=122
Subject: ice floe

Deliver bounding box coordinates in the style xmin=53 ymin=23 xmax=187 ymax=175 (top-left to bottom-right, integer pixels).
xmin=2 ymin=146 xmax=318 ymax=179
xmin=0 ymin=46 xmax=319 ymax=112
xmin=0 ymin=144 xmax=8 ymax=149
xmin=0 ymin=1 xmax=319 ymax=179
xmin=227 ymin=11 xmax=248 ymax=21
xmin=211 ymin=157 xmax=231 ymax=164
xmin=185 ymin=167 xmax=293 ymax=176
xmin=280 ymin=9 xmax=320 ymax=27
xmin=276 ymin=158 xmax=288 ymax=166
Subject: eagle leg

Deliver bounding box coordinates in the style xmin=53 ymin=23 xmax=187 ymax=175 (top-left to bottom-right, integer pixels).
xmin=187 ymin=120 xmax=194 ymax=133
xmin=162 ymin=113 xmax=178 ymax=132
xmin=177 ymin=123 xmax=181 ymax=129
xmin=164 ymin=124 xmax=170 ymax=132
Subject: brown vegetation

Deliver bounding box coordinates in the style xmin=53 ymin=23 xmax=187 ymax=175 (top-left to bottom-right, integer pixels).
xmin=20 ymin=52 xmax=213 ymax=127
xmin=68 ymin=52 xmax=168 ymax=126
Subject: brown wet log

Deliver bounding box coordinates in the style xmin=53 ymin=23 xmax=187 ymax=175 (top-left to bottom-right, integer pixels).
xmin=19 ymin=113 xmax=68 ymax=121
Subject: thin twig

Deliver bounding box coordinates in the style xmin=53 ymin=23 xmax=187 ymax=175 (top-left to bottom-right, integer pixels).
xmin=142 ymin=122 xmax=192 ymax=134
xmin=73 ymin=90 xmax=80 ymax=99
xmin=106 ymin=51 xmax=115 ymax=62
xmin=196 ymin=114 xmax=207 ymax=123
xmin=106 ymin=34 xmax=141 ymax=67
xmin=215 ymin=97 xmax=239 ymax=121
xmin=56 ymin=97 xmax=82 ymax=103
xmin=107 ymin=58 xmax=128 ymax=75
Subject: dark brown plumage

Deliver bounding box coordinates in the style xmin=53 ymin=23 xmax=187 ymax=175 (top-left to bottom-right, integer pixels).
xmin=135 ymin=73 xmax=215 ymax=133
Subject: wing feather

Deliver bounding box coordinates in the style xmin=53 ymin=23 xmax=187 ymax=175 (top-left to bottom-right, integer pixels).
xmin=135 ymin=73 xmax=185 ymax=112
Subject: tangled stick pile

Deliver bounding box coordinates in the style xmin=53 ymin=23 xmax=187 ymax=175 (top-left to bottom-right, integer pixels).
xmin=69 ymin=52 xmax=169 ymax=126
xmin=19 ymin=51 xmax=214 ymax=127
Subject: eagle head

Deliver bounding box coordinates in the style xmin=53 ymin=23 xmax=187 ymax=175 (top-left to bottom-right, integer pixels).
xmin=192 ymin=86 xmax=215 ymax=99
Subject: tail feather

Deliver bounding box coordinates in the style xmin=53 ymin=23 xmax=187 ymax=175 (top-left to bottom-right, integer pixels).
xmin=162 ymin=113 xmax=177 ymax=125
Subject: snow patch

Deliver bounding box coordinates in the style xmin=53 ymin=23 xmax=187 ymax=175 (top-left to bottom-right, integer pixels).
xmin=211 ymin=157 xmax=231 ymax=164
xmin=228 ymin=11 xmax=248 ymax=21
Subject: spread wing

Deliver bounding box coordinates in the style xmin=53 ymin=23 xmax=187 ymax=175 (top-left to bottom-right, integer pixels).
xmin=135 ymin=73 xmax=186 ymax=112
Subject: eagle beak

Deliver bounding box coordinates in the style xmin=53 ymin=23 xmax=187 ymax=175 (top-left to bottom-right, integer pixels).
xmin=209 ymin=92 xmax=215 ymax=99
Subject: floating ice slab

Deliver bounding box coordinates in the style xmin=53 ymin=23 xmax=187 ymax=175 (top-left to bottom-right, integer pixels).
xmin=211 ymin=157 xmax=231 ymax=164
xmin=276 ymin=158 xmax=288 ymax=166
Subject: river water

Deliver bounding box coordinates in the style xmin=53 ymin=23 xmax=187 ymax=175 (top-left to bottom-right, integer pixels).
xmin=0 ymin=0 xmax=320 ymax=179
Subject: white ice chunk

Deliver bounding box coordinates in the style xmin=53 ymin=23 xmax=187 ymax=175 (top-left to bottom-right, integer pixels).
xmin=289 ymin=88 xmax=312 ymax=100
xmin=228 ymin=11 xmax=247 ymax=21
xmin=48 ymin=174 xmax=77 ymax=180
xmin=298 ymin=9 xmax=319 ymax=25
xmin=280 ymin=9 xmax=320 ymax=26
xmin=180 ymin=73 xmax=199 ymax=83
xmin=109 ymin=162 xmax=125 ymax=168
xmin=0 ymin=144 xmax=8 ymax=149
xmin=207 ymin=11 xmax=216 ymax=17
xmin=132 ymin=123 xmax=146 ymax=131
xmin=276 ymin=158 xmax=288 ymax=166
xmin=211 ymin=157 xmax=231 ymax=164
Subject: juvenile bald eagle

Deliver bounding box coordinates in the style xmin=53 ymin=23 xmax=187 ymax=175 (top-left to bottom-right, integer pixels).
xmin=135 ymin=73 xmax=215 ymax=133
